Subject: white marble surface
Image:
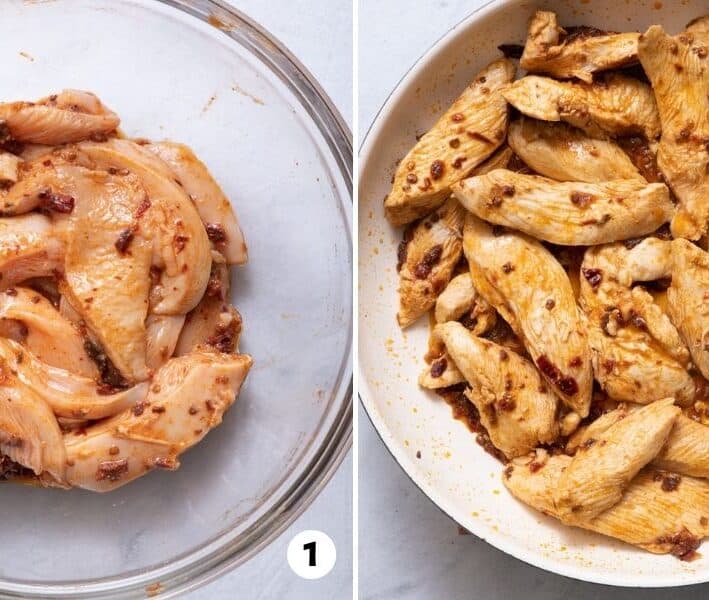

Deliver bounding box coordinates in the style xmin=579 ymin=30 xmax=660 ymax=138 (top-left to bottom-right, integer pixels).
xmin=191 ymin=1 xmax=352 ymax=599
xmin=358 ymin=1 xmax=709 ymax=599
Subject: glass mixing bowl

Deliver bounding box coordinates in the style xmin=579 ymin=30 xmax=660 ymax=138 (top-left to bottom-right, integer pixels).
xmin=0 ymin=1 xmax=352 ymax=597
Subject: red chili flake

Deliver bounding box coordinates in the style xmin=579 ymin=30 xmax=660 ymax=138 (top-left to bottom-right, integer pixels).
xmin=654 ymin=471 xmax=682 ymax=492
xmin=188 ymin=406 xmax=198 ymax=415
xmin=569 ymin=356 xmax=582 ymax=368
xmin=5 ymin=288 xmax=17 ymax=296
xmin=580 ymin=438 xmax=596 ymax=451
xmin=570 ymin=191 xmax=594 ymax=208
xmin=151 ymin=405 xmax=166 ymax=414
xmin=215 ymin=375 xmax=229 ymax=384
xmin=499 ymin=349 xmax=509 ymax=361
xmin=30 ymin=295 xmax=40 ymax=304
xmin=501 ymin=262 xmax=515 ymax=273
xmin=430 ymin=357 xmax=447 ymax=378
xmin=205 ymin=223 xmax=227 ymax=244
xmin=132 ymin=401 xmax=147 ymax=417
xmin=134 ymin=197 xmax=151 ymax=219
xmin=153 ymin=457 xmax=177 ymax=470
xmin=96 ymin=458 xmax=128 ymax=481
xmin=174 ymin=234 xmax=189 ymax=253
xmin=406 ymin=173 xmax=418 ymax=184
xmin=656 ymin=529 xmax=700 ymax=561
xmin=504 ymin=465 xmax=514 ymax=479
xmin=416 ymin=450 xmax=422 ymax=459
xmin=430 ymin=160 xmax=444 ymax=180
xmin=582 ymin=267 xmax=603 ymax=289
xmin=497 ymin=393 xmax=516 ymax=411
xmin=109 ymin=445 xmax=120 ymax=455
xmin=205 ymin=399 xmax=215 ymax=411
xmin=449 ymin=138 xmax=460 ymax=149
xmin=114 ymin=228 xmax=135 ymax=254
xmin=452 ymin=156 xmax=467 ymax=169
xmin=451 ymin=113 xmax=465 ymax=122
xmin=545 ymin=298 xmax=556 ymax=310
xmin=528 ymin=461 xmax=544 ymax=473
xmin=414 ymin=244 xmax=443 ymax=279
xmin=39 ymin=192 xmax=75 ymax=214
xmin=536 ymin=355 xmax=579 ymax=396
xmin=629 ymin=309 xmax=648 ymax=331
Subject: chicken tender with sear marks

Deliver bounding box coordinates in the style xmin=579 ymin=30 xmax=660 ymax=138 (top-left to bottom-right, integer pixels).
xmin=520 ymin=11 xmax=639 ymax=83
xmin=385 ymin=59 xmax=515 ymax=225
xmin=453 ymin=169 xmax=671 ymax=246
xmin=463 ymin=215 xmax=592 ymax=416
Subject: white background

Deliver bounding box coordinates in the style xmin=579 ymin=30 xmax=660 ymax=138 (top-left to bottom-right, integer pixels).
xmin=191 ymin=1 xmax=352 ymax=598
xmin=358 ymin=1 xmax=709 ymax=599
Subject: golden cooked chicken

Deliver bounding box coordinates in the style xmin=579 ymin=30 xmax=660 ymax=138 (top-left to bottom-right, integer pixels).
xmin=507 ymin=119 xmax=643 ymax=182
xmin=384 ymin=59 xmax=515 ymax=225
xmin=463 ymin=214 xmax=592 ymax=416
xmin=667 ymin=239 xmax=709 ymax=379
xmin=453 ymin=169 xmax=672 ymax=245
xmin=554 ymin=398 xmax=679 ymax=523
xmin=0 ymin=90 xmax=119 ymax=145
xmin=397 ymin=197 xmax=465 ymax=328
xmin=434 ymin=322 xmax=558 ymax=457
xmin=502 ymin=73 xmax=661 ymax=139
xmin=580 ymin=239 xmax=695 ymax=405
xmin=686 ymin=15 xmax=709 ymax=33
xmin=638 ymin=26 xmax=709 ymax=240
xmin=0 ymin=90 xmax=252 ymax=492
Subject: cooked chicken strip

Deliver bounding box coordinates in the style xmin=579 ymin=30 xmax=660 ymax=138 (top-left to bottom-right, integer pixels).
xmin=76 ymin=139 xmax=211 ymax=314
xmin=0 ymin=363 xmax=65 ymax=481
xmin=384 ymin=59 xmax=515 ymax=225
xmin=396 ymin=197 xmax=464 ymax=328
xmin=0 ymin=286 xmax=97 ymax=378
xmin=435 ymin=272 xmax=475 ymax=323
xmin=453 ymin=169 xmax=671 ymax=245
xmin=0 ymin=152 xmax=20 ymax=188
xmin=418 ymin=350 xmax=466 ymax=389
xmin=686 ymin=15 xmax=709 ymax=33
xmin=654 ymin=415 xmax=709 ymax=479
xmin=507 ymin=119 xmax=643 ymax=182
xmin=146 ymin=314 xmax=185 ymax=369
xmin=145 ymin=142 xmax=247 ymax=265
xmin=505 ymin=453 xmax=709 ymax=558
xmin=668 ymin=239 xmax=709 ymax=379
xmin=0 ymin=338 xmax=148 ymax=420
xmin=502 ymin=74 xmax=661 ymax=139
xmin=637 ymin=26 xmax=709 ymax=239
xmin=434 ymin=322 xmax=558 ymax=457
xmin=63 ymin=170 xmax=152 ymax=382
xmin=0 ymin=213 xmax=64 ymax=288
xmin=0 ymin=90 xmax=119 ymax=145
xmin=580 ymin=239 xmax=695 ymax=405
xmin=63 ymin=351 xmax=252 ymax=492
xmin=554 ymin=398 xmax=679 ymax=523
xmin=463 ymin=215 xmax=592 ymax=415
xmin=520 ymin=11 xmax=639 ymax=83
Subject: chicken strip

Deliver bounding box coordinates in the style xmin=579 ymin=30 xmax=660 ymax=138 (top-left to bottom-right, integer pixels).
xmin=434 ymin=271 xmax=494 ymax=326
xmin=505 ymin=452 xmax=709 ymax=558
xmin=668 ymin=239 xmax=709 ymax=379
xmin=0 ymin=362 xmax=65 ymax=481
xmin=63 ymin=351 xmax=252 ymax=492
xmin=507 ymin=119 xmax=643 ymax=182
xmin=63 ymin=170 xmax=152 ymax=382
xmin=434 ymin=322 xmax=558 ymax=457
xmin=686 ymin=15 xmax=709 ymax=34
xmin=175 ymin=260 xmax=242 ymax=355
xmin=638 ymin=26 xmax=709 ymax=240
xmin=463 ymin=215 xmax=592 ymax=415
xmin=502 ymin=74 xmax=661 ymax=139
xmin=0 ymin=338 xmax=148 ymax=420
xmin=0 ymin=152 xmax=20 ymax=188
xmin=417 ymin=351 xmax=466 ymax=389
xmin=144 ymin=142 xmax=247 ymax=265
xmin=384 ymin=59 xmax=515 ymax=225
xmin=396 ymin=197 xmax=464 ymax=328
xmin=453 ymin=169 xmax=671 ymax=246
xmin=520 ymin=11 xmax=639 ymax=83
xmin=146 ymin=314 xmax=185 ymax=369
xmin=554 ymin=398 xmax=679 ymax=523
xmin=0 ymin=213 xmax=64 ymax=288
xmin=0 ymin=286 xmax=97 ymax=378
xmin=580 ymin=239 xmax=695 ymax=404
xmin=0 ymin=90 xmax=119 ymax=145
xmin=76 ymin=139 xmax=211 ymax=314
xmin=654 ymin=415 xmax=709 ymax=479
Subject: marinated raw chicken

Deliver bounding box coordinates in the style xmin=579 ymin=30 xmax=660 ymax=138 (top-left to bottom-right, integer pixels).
xmin=146 ymin=314 xmax=185 ymax=369
xmin=76 ymin=139 xmax=212 ymax=315
xmin=463 ymin=215 xmax=592 ymax=416
xmin=145 ymin=142 xmax=247 ymax=265
xmin=502 ymin=74 xmax=661 ymax=139
xmin=0 ymin=152 xmax=20 ymax=188
xmin=384 ymin=59 xmax=515 ymax=225
xmin=580 ymin=239 xmax=695 ymax=405
xmin=396 ymin=197 xmax=465 ymax=328
xmin=638 ymin=26 xmax=709 ymax=240
xmin=554 ymin=398 xmax=679 ymax=523
xmin=0 ymin=214 xmax=64 ymax=288
xmin=667 ymin=239 xmax=709 ymax=379
xmin=434 ymin=322 xmax=558 ymax=457
xmin=63 ymin=351 xmax=252 ymax=492
xmin=453 ymin=169 xmax=671 ymax=245
xmin=0 ymin=286 xmax=97 ymax=378
xmin=507 ymin=119 xmax=643 ymax=182
xmin=63 ymin=170 xmax=152 ymax=383
xmin=0 ymin=338 xmax=148 ymax=420
xmin=0 ymin=90 xmax=119 ymax=145
xmin=0 ymin=364 xmax=66 ymax=481
xmin=520 ymin=11 xmax=639 ymax=83
xmin=505 ymin=452 xmax=709 ymax=558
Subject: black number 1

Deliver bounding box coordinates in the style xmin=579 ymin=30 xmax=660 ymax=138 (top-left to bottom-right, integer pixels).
xmin=303 ymin=541 xmax=317 ymax=567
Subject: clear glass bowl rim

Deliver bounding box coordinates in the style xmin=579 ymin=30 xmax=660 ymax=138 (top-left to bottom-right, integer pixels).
xmin=0 ymin=1 xmax=353 ymax=598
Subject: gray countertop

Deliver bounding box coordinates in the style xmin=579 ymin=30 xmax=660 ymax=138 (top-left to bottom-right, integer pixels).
xmin=357 ymin=0 xmax=709 ymax=598
xmin=191 ymin=1 xmax=352 ymax=598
